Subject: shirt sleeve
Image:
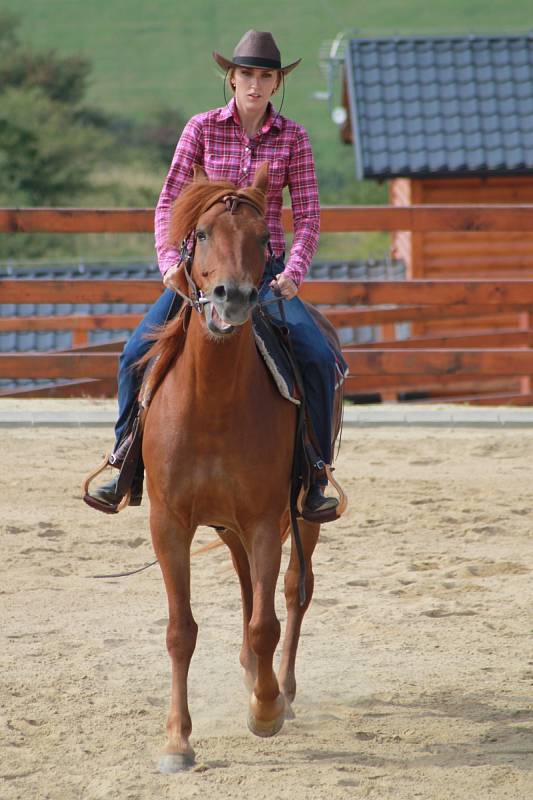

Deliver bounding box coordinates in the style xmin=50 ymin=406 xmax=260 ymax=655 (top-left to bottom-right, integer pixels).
xmin=154 ymin=116 xmax=205 ymax=275
xmin=283 ymin=127 xmax=320 ymax=287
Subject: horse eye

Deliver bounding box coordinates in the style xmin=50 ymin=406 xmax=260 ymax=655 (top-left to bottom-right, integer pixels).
xmin=196 ymin=230 xmax=207 ymax=242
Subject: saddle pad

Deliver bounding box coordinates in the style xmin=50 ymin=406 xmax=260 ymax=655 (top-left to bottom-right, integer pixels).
xmin=252 ymin=313 xmax=301 ymax=406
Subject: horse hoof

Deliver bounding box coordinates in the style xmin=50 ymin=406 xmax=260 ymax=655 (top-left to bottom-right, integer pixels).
xmin=247 ymin=693 xmax=285 ymax=738
xmin=247 ymin=710 xmax=285 ymax=737
xmin=158 ymin=751 xmax=195 ymax=773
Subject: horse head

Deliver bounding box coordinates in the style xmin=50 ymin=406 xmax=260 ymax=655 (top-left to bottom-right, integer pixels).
xmin=167 ymin=162 xmax=270 ymax=337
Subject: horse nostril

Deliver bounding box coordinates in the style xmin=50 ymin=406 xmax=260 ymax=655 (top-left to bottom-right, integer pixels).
xmin=249 ymin=288 xmax=259 ymax=305
xmin=213 ymin=284 xmax=227 ymax=300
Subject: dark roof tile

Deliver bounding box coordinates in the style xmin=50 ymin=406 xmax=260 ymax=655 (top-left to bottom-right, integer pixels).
xmin=443 ymin=115 xmax=462 ymax=134
xmin=427 ymin=150 xmax=448 ymax=171
xmin=465 ymin=148 xmax=486 ymax=170
xmin=485 ymin=148 xmax=506 ymax=170
xmin=405 ymin=116 xmax=424 ymax=135
xmin=506 ymin=146 xmax=525 ymax=169
xmin=345 ymin=34 xmax=533 ymax=178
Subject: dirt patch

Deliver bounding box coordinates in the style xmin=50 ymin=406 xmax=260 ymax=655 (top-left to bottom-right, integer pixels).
xmin=2 ymin=414 xmax=533 ymax=799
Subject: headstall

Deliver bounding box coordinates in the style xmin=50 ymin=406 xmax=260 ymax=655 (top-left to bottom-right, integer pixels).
xmin=176 ymin=193 xmax=266 ymax=314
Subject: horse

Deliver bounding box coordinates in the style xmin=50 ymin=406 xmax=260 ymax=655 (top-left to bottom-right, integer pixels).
xmin=141 ymin=161 xmax=344 ymax=773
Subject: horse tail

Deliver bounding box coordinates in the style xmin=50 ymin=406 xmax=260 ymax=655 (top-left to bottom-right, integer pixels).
xmin=191 ymin=519 xmax=292 ymax=558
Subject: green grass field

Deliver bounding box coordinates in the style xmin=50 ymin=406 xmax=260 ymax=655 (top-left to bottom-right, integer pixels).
xmin=5 ymin=0 xmax=533 ymax=261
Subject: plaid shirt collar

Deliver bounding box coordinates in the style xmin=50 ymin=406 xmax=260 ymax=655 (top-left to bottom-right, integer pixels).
xmin=216 ymin=97 xmax=282 ymax=133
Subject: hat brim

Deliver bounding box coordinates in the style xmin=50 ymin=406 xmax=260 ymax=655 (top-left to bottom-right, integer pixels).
xmin=213 ymin=51 xmax=301 ymax=76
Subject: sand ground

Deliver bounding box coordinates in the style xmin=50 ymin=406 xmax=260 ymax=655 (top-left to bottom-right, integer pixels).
xmin=2 ymin=407 xmax=533 ymax=799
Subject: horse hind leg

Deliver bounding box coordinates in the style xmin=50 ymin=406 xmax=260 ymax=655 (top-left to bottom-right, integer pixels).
xmin=278 ymin=519 xmax=320 ymax=717
xmin=151 ymin=514 xmax=198 ymax=773
xmin=217 ymin=528 xmax=257 ymax=691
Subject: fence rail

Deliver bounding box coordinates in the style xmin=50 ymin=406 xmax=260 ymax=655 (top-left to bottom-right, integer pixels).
xmin=2 ymin=204 xmax=533 ymax=233
xmin=3 ymin=204 xmax=533 ymax=402
xmin=4 ymin=278 xmax=533 ymax=306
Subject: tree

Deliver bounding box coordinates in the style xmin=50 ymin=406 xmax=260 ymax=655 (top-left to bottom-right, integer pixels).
xmin=0 ymin=14 xmax=107 ymax=208
xmin=0 ymin=87 xmax=108 ymax=205
xmin=0 ymin=13 xmax=185 ymax=258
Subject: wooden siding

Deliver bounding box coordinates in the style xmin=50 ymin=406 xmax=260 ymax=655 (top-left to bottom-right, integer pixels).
xmin=390 ymin=176 xmax=533 ymax=393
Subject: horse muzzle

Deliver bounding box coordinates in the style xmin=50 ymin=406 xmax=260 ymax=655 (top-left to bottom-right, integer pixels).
xmin=206 ymin=282 xmax=259 ymax=335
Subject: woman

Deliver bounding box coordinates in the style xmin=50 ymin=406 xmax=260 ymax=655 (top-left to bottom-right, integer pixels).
xmin=85 ymin=30 xmax=343 ymax=519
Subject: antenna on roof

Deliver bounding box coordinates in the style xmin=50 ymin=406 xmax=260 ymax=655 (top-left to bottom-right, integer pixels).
xmin=314 ymin=29 xmax=357 ymax=125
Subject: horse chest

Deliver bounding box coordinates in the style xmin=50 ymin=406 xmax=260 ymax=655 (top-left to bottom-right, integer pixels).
xmin=158 ymin=401 xmax=291 ymax=496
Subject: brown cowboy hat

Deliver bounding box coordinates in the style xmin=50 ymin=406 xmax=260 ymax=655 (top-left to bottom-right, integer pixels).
xmin=213 ymin=30 xmax=301 ymax=76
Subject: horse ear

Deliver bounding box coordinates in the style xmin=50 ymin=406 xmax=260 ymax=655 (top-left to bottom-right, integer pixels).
xmin=193 ymin=164 xmax=208 ymax=182
xmin=252 ymin=161 xmax=269 ymax=193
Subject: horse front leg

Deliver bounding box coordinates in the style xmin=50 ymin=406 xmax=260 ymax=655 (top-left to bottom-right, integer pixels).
xmin=247 ymin=524 xmax=285 ymax=737
xmin=278 ymin=519 xmax=320 ymax=716
xmin=150 ymin=508 xmax=197 ymax=773
xmin=217 ymin=529 xmax=257 ymax=691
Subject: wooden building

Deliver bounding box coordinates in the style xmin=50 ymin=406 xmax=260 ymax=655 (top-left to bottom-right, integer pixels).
xmin=341 ymin=34 xmax=533 ymax=398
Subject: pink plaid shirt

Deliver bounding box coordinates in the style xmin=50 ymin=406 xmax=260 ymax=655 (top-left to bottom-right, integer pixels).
xmin=154 ymin=98 xmax=320 ymax=287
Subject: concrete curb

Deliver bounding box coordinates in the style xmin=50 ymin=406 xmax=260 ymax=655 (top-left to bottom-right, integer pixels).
xmin=342 ymin=406 xmax=533 ymax=428
xmin=2 ymin=404 xmax=533 ymax=428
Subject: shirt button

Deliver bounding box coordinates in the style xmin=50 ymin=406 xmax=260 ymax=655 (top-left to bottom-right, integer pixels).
xmin=245 ymin=146 xmax=250 ymax=152
xmin=243 ymin=167 xmax=248 ymax=174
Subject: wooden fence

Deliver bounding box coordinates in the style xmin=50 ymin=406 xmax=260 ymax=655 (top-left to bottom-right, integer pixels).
xmin=2 ymin=205 xmax=533 ymax=403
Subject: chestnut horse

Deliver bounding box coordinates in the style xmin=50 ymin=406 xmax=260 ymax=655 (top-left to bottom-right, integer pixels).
xmin=142 ymin=162 xmax=342 ymax=772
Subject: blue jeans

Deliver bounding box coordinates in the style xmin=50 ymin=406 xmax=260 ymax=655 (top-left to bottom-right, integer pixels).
xmin=259 ymin=259 xmax=337 ymax=466
xmin=114 ymin=265 xmax=338 ymax=465
xmin=114 ymin=287 xmax=177 ymax=446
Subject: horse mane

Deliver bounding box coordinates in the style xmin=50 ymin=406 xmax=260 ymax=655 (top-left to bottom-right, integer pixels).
xmin=137 ymin=307 xmax=191 ymax=404
xmin=168 ymin=176 xmax=267 ymax=247
xmin=139 ymin=175 xmax=267 ymax=398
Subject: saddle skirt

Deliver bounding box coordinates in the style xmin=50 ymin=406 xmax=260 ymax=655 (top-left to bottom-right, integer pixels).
xmin=252 ymin=310 xmax=301 ymax=405
xmin=251 ymin=307 xmax=348 ymax=406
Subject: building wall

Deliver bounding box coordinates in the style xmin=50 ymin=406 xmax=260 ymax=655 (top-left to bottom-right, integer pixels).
xmin=389 ymin=175 xmax=533 ymax=397
xmin=392 ymin=175 xmax=533 ymax=278
xmin=391 ymin=175 xmax=533 ymax=330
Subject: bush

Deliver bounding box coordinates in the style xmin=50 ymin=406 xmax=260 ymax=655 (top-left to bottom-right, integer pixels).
xmin=0 ymin=86 xmax=110 ymax=205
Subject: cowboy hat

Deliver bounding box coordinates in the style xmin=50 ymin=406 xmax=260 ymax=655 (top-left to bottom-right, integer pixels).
xmin=213 ymin=30 xmax=301 ymax=76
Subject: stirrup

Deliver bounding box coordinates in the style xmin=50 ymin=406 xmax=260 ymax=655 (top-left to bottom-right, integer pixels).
xmin=298 ymin=464 xmax=348 ymax=524
xmin=81 ymin=452 xmax=131 ymax=514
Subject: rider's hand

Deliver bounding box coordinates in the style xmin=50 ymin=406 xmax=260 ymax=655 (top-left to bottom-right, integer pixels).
xmin=163 ymin=264 xmax=180 ymax=289
xmin=269 ymin=273 xmax=298 ymax=300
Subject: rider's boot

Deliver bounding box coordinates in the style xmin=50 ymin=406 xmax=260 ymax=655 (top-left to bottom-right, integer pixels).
xmin=85 ymin=469 xmax=144 ymax=513
xmin=83 ymin=421 xmax=144 ymax=514
xmin=303 ymin=483 xmax=338 ymax=514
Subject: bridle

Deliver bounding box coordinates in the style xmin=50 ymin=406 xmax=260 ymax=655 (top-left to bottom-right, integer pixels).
xmin=175 ymin=192 xmax=269 ymax=314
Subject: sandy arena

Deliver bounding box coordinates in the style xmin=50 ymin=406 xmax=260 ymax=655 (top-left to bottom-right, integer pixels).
xmin=2 ymin=401 xmax=533 ymax=799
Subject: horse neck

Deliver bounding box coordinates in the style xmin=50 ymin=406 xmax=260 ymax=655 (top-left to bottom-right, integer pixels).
xmin=179 ymin=312 xmax=259 ymax=405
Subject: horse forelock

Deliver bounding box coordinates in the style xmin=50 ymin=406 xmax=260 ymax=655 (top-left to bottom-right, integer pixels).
xmin=168 ymin=178 xmax=267 ymax=247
